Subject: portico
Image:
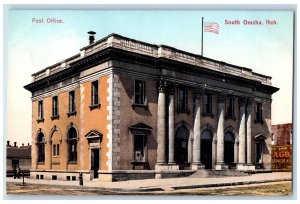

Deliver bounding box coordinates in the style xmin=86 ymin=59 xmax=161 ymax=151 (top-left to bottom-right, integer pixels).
xmin=155 ymin=81 xmax=257 ymax=173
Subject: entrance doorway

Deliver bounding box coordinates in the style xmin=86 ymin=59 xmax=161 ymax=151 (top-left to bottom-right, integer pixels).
xmin=224 ymin=132 xmax=235 ymax=167
xmin=174 ymin=125 xmax=189 ymax=168
xmin=91 ymin=149 xmax=99 ymax=179
xmin=201 ymin=130 xmax=213 ymax=169
xmin=255 ymin=142 xmax=263 ymax=164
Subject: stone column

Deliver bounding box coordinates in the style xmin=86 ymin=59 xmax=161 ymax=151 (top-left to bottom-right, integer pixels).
xmin=237 ymin=97 xmax=246 ymax=170
xmin=168 ymin=84 xmax=176 ymax=165
xmin=246 ymin=97 xmax=255 ymax=170
xmin=192 ymin=90 xmax=204 ymax=170
xmin=216 ymin=94 xmax=227 ymax=170
xmin=156 ymin=80 xmax=167 ymax=166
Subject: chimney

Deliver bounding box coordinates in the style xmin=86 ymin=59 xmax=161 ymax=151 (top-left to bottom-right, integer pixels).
xmin=22 ymin=143 xmax=24 ymax=147
xmin=28 ymin=143 xmax=30 ymax=146
xmin=14 ymin=142 xmax=17 ymax=147
xmin=88 ymin=31 xmax=96 ymax=45
xmin=7 ymin=141 xmax=10 ymax=147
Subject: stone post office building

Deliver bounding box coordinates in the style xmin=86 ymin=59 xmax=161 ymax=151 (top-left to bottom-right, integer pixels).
xmin=24 ymin=33 xmax=279 ymax=182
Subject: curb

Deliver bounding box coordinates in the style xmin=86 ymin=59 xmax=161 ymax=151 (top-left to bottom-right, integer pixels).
xmin=171 ymin=179 xmax=292 ymax=190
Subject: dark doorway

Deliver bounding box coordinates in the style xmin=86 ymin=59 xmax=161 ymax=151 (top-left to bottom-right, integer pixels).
xmin=255 ymin=142 xmax=263 ymax=164
xmin=91 ymin=149 xmax=99 ymax=179
xmin=201 ymin=140 xmax=212 ymax=169
xmin=224 ymin=132 xmax=235 ymax=167
xmin=174 ymin=125 xmax=189 ymax=166
xmin=201 ymin=130 xmax=213 ymax=169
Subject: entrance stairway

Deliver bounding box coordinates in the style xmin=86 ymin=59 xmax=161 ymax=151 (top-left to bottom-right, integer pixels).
xmin=190 ymin=169 xmax=251 ymax=178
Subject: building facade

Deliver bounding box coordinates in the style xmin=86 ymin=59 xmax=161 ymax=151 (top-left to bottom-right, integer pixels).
xmin=24 ymin=33 xmax=279 ymax=182
xmin=271 ymin=123 xmax=292 ymax=146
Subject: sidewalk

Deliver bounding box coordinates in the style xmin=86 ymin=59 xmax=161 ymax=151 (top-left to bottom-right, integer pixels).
xmin=6 ymin=172 xmax=292 ymax=192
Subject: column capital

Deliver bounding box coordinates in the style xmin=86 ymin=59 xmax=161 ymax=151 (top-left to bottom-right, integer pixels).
xmin=158 ymin=80 xmax=167 ymax=93
xmin=238 ymin=97 xmax=247 ymax=106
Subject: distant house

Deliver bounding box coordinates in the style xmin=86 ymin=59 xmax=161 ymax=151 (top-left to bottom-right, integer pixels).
xmin=6 ymin=141 xmax=31 ymax=177
xmin=271 ymin=123 xmax=292 ymax=146
xmin=271 ymin=123 xmax=292 ymax=172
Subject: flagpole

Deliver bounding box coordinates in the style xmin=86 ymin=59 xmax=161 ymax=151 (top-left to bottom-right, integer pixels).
xmin=201 ymin=17 xmax=204 ymax=56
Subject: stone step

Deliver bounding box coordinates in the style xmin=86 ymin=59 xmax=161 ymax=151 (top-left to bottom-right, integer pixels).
xmin=190 ymin=170 xmax=250 ymax=178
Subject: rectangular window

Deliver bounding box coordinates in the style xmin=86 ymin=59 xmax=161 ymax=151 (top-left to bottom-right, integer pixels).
xmin=53 ymin=144 xmax=56 ymax=156
xmin=204 ymin=93 xmax=212 ymax=115
xmin=53 ymin=144 xmax=60 ymax=157
xmin=57 ymin=144 xmax=60 ymax=156
xmin=91 ymin=80 xmax=99 ymax=106
xmin=69 ymin=91 xmax=75 ymax=113
xmin=134 ymin=80 xmax=146 ymax=105
xmin=38 ymin=143 xmax=45 ymax=162
xmin=226 ymin=96 xmax=234 ymax=118
xmin=134 ymin=135 xmax=146 ymax=162
xmin=178 ymin=87 xmax=188 ymax=112
xmin=38 ymin=100 xmax=44 ymax=120
xmin=52 ymin=96 xmax=58 ymax=117
xmin=69 ymin=141 xmax=77 ymax=162
xmin=255 ymin=103 xmax=263 ymax=122
xmin=12 ymin=159 xmax=19 ymax=169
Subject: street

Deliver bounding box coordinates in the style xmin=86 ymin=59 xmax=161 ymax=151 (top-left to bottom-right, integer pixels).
xmin=6 ymin=181 xmax=292 ymax=196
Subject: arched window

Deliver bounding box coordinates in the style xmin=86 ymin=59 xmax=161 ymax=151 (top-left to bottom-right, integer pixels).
xmin=201 ymin=129 xmax=213 ymax=140
xmin=67 ymin=127 xmax=78 ymax=162
xmin=37 ymin=132 xmax=45 ymax=163
xmin=224 ymin=132 xmax=234 ymax=142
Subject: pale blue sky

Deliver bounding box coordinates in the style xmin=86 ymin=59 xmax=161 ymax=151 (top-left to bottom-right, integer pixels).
xmin=7 ymin=10 xmax=294 ymax=145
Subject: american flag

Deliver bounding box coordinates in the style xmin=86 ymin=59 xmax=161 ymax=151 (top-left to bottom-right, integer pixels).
xmin=204 ymin=22 xmax=219 ymax=34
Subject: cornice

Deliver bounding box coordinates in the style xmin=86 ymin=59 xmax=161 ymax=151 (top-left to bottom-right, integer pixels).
xmin=24 ymin=46 xmax=279 ymax=95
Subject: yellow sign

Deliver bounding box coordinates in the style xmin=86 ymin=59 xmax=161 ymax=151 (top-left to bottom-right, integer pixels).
xmin=271 ymin=145 xmax=292 ymax=172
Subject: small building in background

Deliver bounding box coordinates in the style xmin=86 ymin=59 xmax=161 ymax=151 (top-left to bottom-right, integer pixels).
xmin=271 ymin=123 xmax=292 ymax=146
xmin=271 ymin=123 xmax=292 ymax=172
xmin=6 ymin=141 xmax=31 ymax=177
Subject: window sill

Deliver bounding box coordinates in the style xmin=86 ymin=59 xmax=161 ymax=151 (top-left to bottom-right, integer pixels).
xmin=51 ymin=115 xmax=60 ymax=120
xmin=177 ymin=109 xmax=190 ymax=115
xmin=52 ymin=156 xmax=60 ymax=158
xmin=89 ymin=104 xmax=101 ymax=110
xmin=202 ymin=112 xmax=215 ymax=118
xmin=67 ymin=111 xmax=77 ymax=117
xmin=37 ymin=162 xmax=45 ymax=165
xmin=68 ymin=161 xmax=77 ymax=164
xmin=132 ymin=103 xmax=148 ymax=110
xmin=131 ymin=161 xmax=150 ymax=170
xmin=37 ymin=119 xmax=44 ymax=123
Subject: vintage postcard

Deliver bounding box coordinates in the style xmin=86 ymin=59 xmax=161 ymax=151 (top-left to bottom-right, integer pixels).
xmin=5 ymin=7 xmax=294 ymax=198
